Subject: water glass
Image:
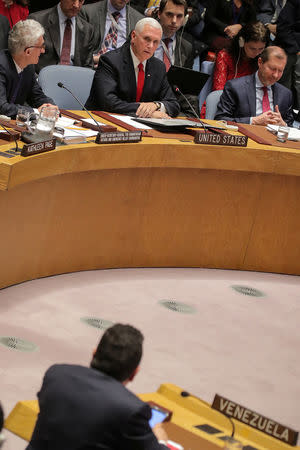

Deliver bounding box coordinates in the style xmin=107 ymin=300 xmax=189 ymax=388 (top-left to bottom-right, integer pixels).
xmin=277 ymin=126 xmax=289 ymax=143
xmin=16 ymin=108 xmax=30 ymax=127
xmin=36 ymin=106 xmax=58 ymax=137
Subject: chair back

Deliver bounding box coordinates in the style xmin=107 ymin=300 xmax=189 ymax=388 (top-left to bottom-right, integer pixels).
xmin=38 ymin=65 xmax=95 ymax=110
xmin=198 ymin=60 xmax=214 ymax=109
xmin=205 ymin=90 xmax=223 ymax=120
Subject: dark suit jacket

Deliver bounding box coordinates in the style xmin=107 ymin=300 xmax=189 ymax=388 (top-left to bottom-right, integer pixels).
xmin=0 ymin=14 xmax=10 ymax=51
xmin=203 ymin=0 xmax=257 ymax=46
xmin=215 ymin=73 xmax=294 ymax=126
xmin=0 ymin=50 xmax=54 ymax=118
xmin=86 ymin=41 xmax=180 ymax=117
xmin=26 ymin=364 xmax=167 ymax=450
xmin=28 ymin=6 xmax=94 ymax=72
xmin=276 ymin=0 xmax=300 ymax=54
xmin=257 ymin=0 xmax=277 ymax=24
xmin=80 ymin=0 xmax=144 ymax=53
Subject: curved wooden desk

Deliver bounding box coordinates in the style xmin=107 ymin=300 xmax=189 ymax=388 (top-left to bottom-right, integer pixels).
xmin=1 ymin=128 xmax=300 ymax=289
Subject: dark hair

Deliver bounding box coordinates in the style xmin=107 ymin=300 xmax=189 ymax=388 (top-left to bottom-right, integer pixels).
xmin=260 ymin=45 xmax=286 ymax=63
xmin=229 ymin=21 xmax=269 ymax=70
xmin=159 ymin=0 xmax=187 ymax=14
xmin=90 ymin=324 xmax=144 ymax=382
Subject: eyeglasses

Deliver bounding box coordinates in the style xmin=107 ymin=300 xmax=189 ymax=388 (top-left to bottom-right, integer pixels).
xmin=24 ymin=44 xmax=46 ymax=51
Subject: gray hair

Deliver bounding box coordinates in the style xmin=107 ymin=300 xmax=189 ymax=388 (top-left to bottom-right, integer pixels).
xmin=135 ymin=17 xmax=162 ymax=35
xmin=8 ymin=19 xmax=45 ymax=55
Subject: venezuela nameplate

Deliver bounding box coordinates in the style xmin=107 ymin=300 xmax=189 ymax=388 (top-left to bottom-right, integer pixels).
xmin=212 ymin=394 xmax=298 ymax=446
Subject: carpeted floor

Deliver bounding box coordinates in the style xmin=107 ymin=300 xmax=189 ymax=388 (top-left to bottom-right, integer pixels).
xmin=1 ymin=268 xmax=300 ymax=449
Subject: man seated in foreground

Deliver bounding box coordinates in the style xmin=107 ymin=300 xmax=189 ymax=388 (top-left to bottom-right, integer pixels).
xmin=85 ymin=17 xmax=180 ymax=118
xmin=0 ymin=19 xmax=56 ymax=118
xmin=215 ymin=46 xmax=294 ymax=127
xmin=26 ymin=323 xmax=169 ymax=450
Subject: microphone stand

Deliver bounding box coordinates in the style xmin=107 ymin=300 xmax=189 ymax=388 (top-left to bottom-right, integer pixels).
xmin=57 ymin=82 xmax=102 ymax=143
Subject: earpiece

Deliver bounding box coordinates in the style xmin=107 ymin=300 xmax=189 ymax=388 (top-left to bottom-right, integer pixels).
xmin=239 ymin=36 xmax=245 ymax=48
xmin=183 ymin=14 xmax=189 ymax=26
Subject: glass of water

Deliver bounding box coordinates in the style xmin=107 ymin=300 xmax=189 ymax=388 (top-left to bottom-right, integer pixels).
xmin=36 ymin=105 xmax=58 ymax=137
xmin=16 ymin=108 xmax=30 ymax=127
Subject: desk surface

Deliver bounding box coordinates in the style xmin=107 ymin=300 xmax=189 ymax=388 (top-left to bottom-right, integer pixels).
xmin=1 ymin=114 xmax=300 ymax=289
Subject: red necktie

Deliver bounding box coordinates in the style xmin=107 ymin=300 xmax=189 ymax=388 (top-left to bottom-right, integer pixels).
xmin=163 ymin=38 xmax=171 ymax=72
xmin=262 ymin=86 xmax=270 ymax=113
xmin=60 ymin=18 xmax=72 ymax=65
xmin=136 ymin=63 xmax=144 ymax=102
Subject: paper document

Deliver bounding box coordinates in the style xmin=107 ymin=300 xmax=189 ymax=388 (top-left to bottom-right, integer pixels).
xmin=267 ymin=124 xmax=300 ymax=141
xmin=111 ymin=114 xmax=153 ymax=129
xmin=82 ymin=118 xmax=106 ymax=126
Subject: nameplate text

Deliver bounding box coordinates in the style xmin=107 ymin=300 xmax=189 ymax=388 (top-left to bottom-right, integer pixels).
xmin=194 ymin=132 xmax=248 ymax=147
xmin=21 ymin=138 xmax=56 ymax=157
xmin=212 ymin=394 xmax=298 ymax=446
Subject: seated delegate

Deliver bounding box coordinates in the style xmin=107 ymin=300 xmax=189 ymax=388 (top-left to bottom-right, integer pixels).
xmin=212 ymin=21 xmax=269 ymax=91
xmin=85 ymin=17 xmax=180 ymax=118
xmin=0 ymin=19 xmax=56 ymax=118
xmin=215 ymin=46 xmax=294 ymax=126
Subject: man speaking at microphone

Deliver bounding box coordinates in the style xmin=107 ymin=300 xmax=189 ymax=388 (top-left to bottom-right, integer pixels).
xmin=0 ymin=19 xmax=56 ymax=118
xmin=85 ymin=17 xmax=180 ymax=118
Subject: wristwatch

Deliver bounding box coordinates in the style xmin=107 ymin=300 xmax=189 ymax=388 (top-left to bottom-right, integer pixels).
xmin=154 ymin=101 xmax=162 ymax=111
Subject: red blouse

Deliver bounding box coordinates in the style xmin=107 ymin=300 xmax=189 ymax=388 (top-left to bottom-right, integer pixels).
xmin=212 ymin=49 xmax=255 ymax=91
xmin=0 ymin=1 xmax=29 ymax=27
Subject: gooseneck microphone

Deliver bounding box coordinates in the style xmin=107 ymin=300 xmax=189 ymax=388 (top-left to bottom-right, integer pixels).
xmin=173 ymin=85 xmax=209 ymax=133
xmin=180 ymin=391 xmax=235 ymax=437
xmin=57 ymin=82 xmax=102 ymax=141
xmin=0 ymin=122 xmax=19 ymax=152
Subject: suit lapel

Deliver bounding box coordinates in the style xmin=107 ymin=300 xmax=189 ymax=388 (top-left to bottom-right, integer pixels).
xmin=272 ymin=83 xmax=279 ymax=108
xmin=48 ymin=8 xmax=60 ymax=58
xmin=74 ymin=16 xmax=84 ymax=65
xmin=247 ymin=74 xmax=257 ymax=117
xmin=143 ymin=58 xmax=155 ymax=100
xmin=100 ymin=1 xmax=108 ymax=42
xmin=123 ymin=45 xmax=136 ymax=101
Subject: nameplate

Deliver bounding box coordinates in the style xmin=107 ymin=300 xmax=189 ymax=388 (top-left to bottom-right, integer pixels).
xmin=212 ymin=394 xmax=298 ymax=446
xmin=95 ymin=131 xmax=142 ymax=144
xmin=21 ymin=138 xmax=56 ymax=157
xmin=194 ymin=132 xmax=248 ymax=147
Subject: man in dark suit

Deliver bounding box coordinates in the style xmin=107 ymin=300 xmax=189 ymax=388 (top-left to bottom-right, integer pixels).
xmin=215 ymin=46 xmax=294 ymax=126
xmin=86 ymin=17 xmax=180 ymax=117
xmin=154 ymin=0 xmax=198 ymax=116
xmin=0 ymin=14 xmax=10 ymax=51
xmin=0 ymin=19 xmax=56 ymax=118
xmin=257 ymin=0 xmax=287 ymax=37
xmin=26 ymin=324 xmax=169 ymax=450
xmin=28 ymin=0 xmax=94 ymax=72
xmin=80 ymin=0 xmax=143 ymax=68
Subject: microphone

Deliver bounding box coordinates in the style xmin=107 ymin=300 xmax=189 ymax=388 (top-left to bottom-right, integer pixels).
xmin=180 ymin=391 xmax=235 ymax=438
xmin=0 ymin=122 xmax=19 ymax=152
xmin=173 ymin=84 xmax=209 ymax=133
xmin=57 ymin=82 xmax=102 ymax=142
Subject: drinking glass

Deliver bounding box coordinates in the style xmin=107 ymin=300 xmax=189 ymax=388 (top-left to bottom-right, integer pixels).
xmin=36 ymin=106 xmax=58 ymax=137
xmin=16 ymin=108 xmax=30 ymax=127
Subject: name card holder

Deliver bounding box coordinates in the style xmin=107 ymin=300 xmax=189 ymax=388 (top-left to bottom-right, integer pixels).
xmin=95 ymin=131 xmax=142 ymax=144
xmin=21 ymin=138 xmax=56 ymax=157
xmin=194 ymin=131 xmax=248 ymax=147
xmin=212 ymin=394 xmax=298 ymax=446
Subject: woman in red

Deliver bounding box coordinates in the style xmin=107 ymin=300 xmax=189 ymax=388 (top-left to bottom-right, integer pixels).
xmin=213 ymin=21 xmax=269 ymax=91
xmin=0 ymin=0 xmax=28 ymax=27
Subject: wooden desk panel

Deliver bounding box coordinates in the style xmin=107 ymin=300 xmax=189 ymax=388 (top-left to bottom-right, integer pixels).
xmin=0 ymin=135 xmax=300 ymax=289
